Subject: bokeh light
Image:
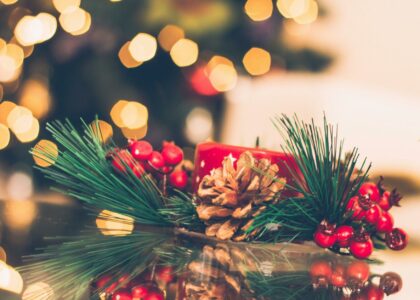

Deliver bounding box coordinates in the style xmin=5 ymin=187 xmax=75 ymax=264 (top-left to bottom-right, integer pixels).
xmin=90 ymin=120 xmax=113 ymax=143
xmin=3 ymin=200 xmax=37 ymax=230
xmin=121 ymin=125 xmax=147 ymax=140
xmin=59 ymin=7 xmax=90 ymax=35
xmin=0 ymin=247 xmax=6 ymax=262
xmin=19 ymin=79 xmax=52 ymax=119
xmin=14 ymin=116 xmax=39 ymax=143
xmin=32 ymin=139 xmax=59 ymax=168
xmin=1 ymin=0 xmax=19 ymax=5
xmin=52 ymin=0 xmax=81 ymax=14
xmin=243 ymin=47 xmax=271 ymax=76
xmin=6 ymin=171 xmax=33 ymax=200
xmin=14 ymin=13 xmax=57 ymax=46
xmin=244 ymin=0 xmax=273 ymax=22
xmin=158 ymin=24 xmax=185 ymax=52
xmin=110 ymin=100 xmax=128 ymax=127
xmin=7 ymin=106 xmax=33 ymax=134
xmin=0 ymin=101 xmax=17 ymax=125
xmin=170 ymin=38 xmax=199 ymax=67
xmin=207 ymin=56 xmax=238 ymax=92
xmin=0 ymin=44 xmax=23 ymax=82
xmin=128 ymin=33 xmax=157 ymax=62
xmin=0 ymin=124 xmax=10 ymax=150
xmin=118 ymin=41 xmax=143 ymax=68
xmin=277 ymin=0 xmax=311 ymax=19
xmin=96 ymin=210 xmax=135 ymax=236
xmin=120 ymin=101 xmax=148 ymax=129
xmin=22 ymin=282 xmax=54 ymax=300
xmin=184 ymin=107 xmax=214 ymax=144
xmin=0 ymin=261 xmax=23 ymax=295
xmin=189 ymin=66 xmax=219 ymax=96
xmin=294 ymin=0 xmax=318 ymax=24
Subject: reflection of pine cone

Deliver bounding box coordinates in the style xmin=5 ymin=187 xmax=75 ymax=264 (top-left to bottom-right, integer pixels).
xmin=196 ymin=151 xmax=286 ymax=241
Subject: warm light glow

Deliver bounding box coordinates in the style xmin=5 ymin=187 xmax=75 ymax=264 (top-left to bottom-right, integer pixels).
xmin=7 ymin=106 xmax=33 ymax=134
xmin=37 ymin=13 xmax=58 ymax=41
xmin=6 ymin=171 xmax=33 ymax=200
xmin=3 ymin=200 xmax=37 ymax=230
xmin=96 ymin=210 xmax=134 ymax=236
xmin=15 ymin=116 xmax=40 ymax=143
xmin=32 ymin=139 xmax=59 ymax=168
xmin=10 ymin=37 xmax=35 ymax=58
xmin=243 ymin=47 xmax=271 ymax=76
xmin=0 ymin=124 xmax=10 ymax=150
xmin=128 ymin=33 xmax=157 ymax=62
xmin=0 ymin=101 xmax=17 ymax=125
xmin=0 ymin=44 xmax=23 ymax=82
xmin=118 ymin=41 xmax=143 ymax=68
xmin=0 ymin=247 xmax=6 ymax=262
xmin=277 ymin=0 xmax=311 ymax=18
xmin=14 ymin=13 xmax=56 ymax=46
xmin=0 ymin=84 xmax=3 ymax=100
xmin=158 ymin=24 xmax=185 ymax=52
xmin=110 ymin=100 xmax=128 ymax=127
xmin=0 ymin=262 xmax=23 ymax=295
xmin=52 ymin=0 xmax=81 ymax=13
xmin=294 ymin=0 xmax=318 ymax=24
xmin=0 ymin=0 xmax=19 ymax=5
xmin=120 ymin=101 xmax=148 ymax=129
xmin=22 ymin=282 xmax=54 ymax=300
xmin=185 ymin=107 xmax=213 ymax=144
xmin=90 ymin=120 xmax=113 ymax=143
xmin=19 ymin=79 xmax=51 ymax=119
xmin=207 ymin=57 xmax=238 ymax=92
xmin=4 ymin=44 xmax=24 ymax=68
xmin=121 ymin=125 xmax=147 ymax=140
xmin=189 ymin=66 xmax=219 ymax=96
xmin=59 ymin=7 xmax=89 ymax=35
xmin=244 ymin=0 xmax=273 ymax=22
xmin=71 ymin=11 xmax=91 ymax=36
xmin=170 ymin=38 xmax=199 ymax=67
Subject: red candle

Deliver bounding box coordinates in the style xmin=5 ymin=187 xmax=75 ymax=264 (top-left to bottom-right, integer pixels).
xmin=193 ymin=142 xmax=299 ymax=195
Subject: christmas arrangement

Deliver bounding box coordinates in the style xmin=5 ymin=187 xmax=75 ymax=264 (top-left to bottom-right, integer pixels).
xmin=30 ymin=114 xmax=408 ymax=261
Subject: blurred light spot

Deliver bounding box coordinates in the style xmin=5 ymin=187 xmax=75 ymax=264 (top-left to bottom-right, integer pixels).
xmin=0 ymin=124 xmax=10 ymax=150
xmin=96 ymin=210 xmax=134 ymax=236
xmin=0 ymin=44 xmax=23 ymax=82
xmin=90 ymin=120 xmax=113 ymax=143
xmin=37 ymin=13 xmax=58 ymax=41
xmin=244 ymin=0 xmax=273 ymax=22
xmin=15 ymin=116 xmax=39 ymax=143
xmin=118 ymin=41 xmax=143 ymax=68
xmin=0 ymin=101 xmax=17 ymax=125
xmin=189 ymin=66 xmax=219 ymax=96
xmin=3 ymin=200 xmax=37 ymax=230
xmin=59 ymin=7 xmax=90 ymax=35
xmin=70 ymin=10 xmax=91 ymax=35
xmin=32 ymin=139 xmax=59 ymax=168
xmin=121 ymin=125 xmax=147 ymax=140
xmin=207 ymin=56 xmax=237 ymax=92
xmin=19 ymin=79 xmax=51 ymax=119
xmin=0 ymin=0 xmax=18 ymax=5
xmin=184 ymin=107 xmax=213 ymax=144
xmin=0 ymin=84 xmax=3 ymax=100
xmin=14 ymin=13 xmax=57 ymax=46
xmin=110 ymin=0 xmax=122 ymax=2
xmin=52 ymin=0 xmax=81 ymax=13
xmin=170 ymin=38 xmax=199 ymax=67
xmin=120 ymin=101 xmax=148 ymax=129
xmin=9 ymin=37 xmax=34 ymax=58
xmin=207 ymin=55 xmax=233 ymax=71
xmin=277 ymin=0 xmax=310 ymax=18
xmin=110 ymin=100 xmax=128 ymax=127
xmin=7 ymin=171 xmax=33 ymax=200
xmin=0 ymin=247 xmax=6 ymax=262
xmin=0 ymin=262 xmax=23 ymax=295
xmin=158 ymin=24 xmax=185 ymax=52
xmin=294 ymin=0 xmax=318 ymax=24
xmin=243 ymin=47 xmax=271 ymax=76
xmin=22 ymin=282 xmax=54 ymax=300
xmin=7 ymin=106 xmax=33 ymax=134
xmin=129 ymin=33 xmax=157 ymax=62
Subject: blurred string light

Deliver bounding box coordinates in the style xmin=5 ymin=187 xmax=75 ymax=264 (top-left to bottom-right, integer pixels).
xmin=7 ymin=106 xmax=33 ymax=134
xmin=0 ymin=101 xmax=17 ymax=124
xmin=110 ymin=100 xmax=148 ymax=139
xmin=158 ymin=24 xmax=185 ymax=52
xmin=118 ymin=41 xmax=142 ymax=68
xmin=22 ymin=282 xmax=54 ymax=300
xmin=52 ymin=0 xmax=81 ymax=14
xmin=96 ymin=210 xmax=134 ymax=236
xmin=32 ymin=139 xmax=59 ymax=168
xmin=14 ymin=13 xmax=57 ymax=46
xmin=90 ymin=120 xmax=113 ymax=143
xmin=170 ymin=38 xmax=199 ymax=67
xmin=207 ymin=56 xmax=238 ymax=92
xmin=10 ymin=37 xmax=34 ymax=58
xmin=0 ymin=261 xmax=23 ymax=295
xmin=184 ymin=107 xmax=214 ymax=144
xmin=0 ymin=43 xmax=23 ymax=83
xmin=128 ymin=33 xmax=157 ymax=62
xmin=6 ymin=171 xmax=33 ymax=200
xmin=0 ymin=124 xmax=10 ymax=150
xmin=277 ymin=0 xmax=318 ymax=24
xmin=244 ymin=0 xmax=273 ymax=22
xmin=59 ymin=7 xmax=91 ymax=36
xmin=3 ymin=200 xmax=37 ymax=230
xmin=19 ymin=79 xmax=52 ymax=119
xmin=243 ymin=47 xmax=271 ymax=76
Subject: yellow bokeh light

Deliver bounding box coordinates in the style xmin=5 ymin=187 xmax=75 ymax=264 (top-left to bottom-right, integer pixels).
xmin=0 ymin=262 xmax=23 ymax=295
xmin=110 ymin=100 xmax=128 ymax=127
xmin=52 ymin=0 xmax=81 ymax=13
xmin=1 ymin=0 xmax=19 ymax=5
xmin=3 ymin=200 xmax=37 ymax=230
xmin=96 ymin=210 xmax=134 ymax=236
xmin=0 ymin=44 xmax=23 ymax=82
xmin=22 ymin=282 xmax=54 ymax=300
xmin=0 ymin=101 xmax=17 ymax=125
xmin=32 ymin=139 xmax=59 ymax=168
xmin=6 ymin=171 xmax=33 ymax=200
xmin=206 ymin=56 xmax=237 ymax=92
xmin=170 ymin=38 xmax=199 ymax=67
xmin=59 ymin=7 xmax=89 ymax=34
xmin=120 ymin=101 xmax=148 ymax=129
xmin=7 ymin=106 xmax=33 ymax=134
xmin=19 ymin=79 xmax=51 ymax=119
xmin=158 ymin=24 xmax=185 ymax=52
xmin=294 ymin=0 xmax=318 ymax=24
xmin=207 ymin=55 xmax=233 ymax=70
xmin=128 ymin=33 xmax=157 ymax=62
xmin=14 ymin=16 xmax=43 ymax=46
xmin=244 ymin=0 xmax=273 ymax=22
xmin=0 ymin=247 xmax=6 ymax=262
xmin=277 ymin=0 xmax=310 ymax=19
xmin=37 ymin=13 xmax=58 ymax=41
xmin=15 ymin=116 xmax=40 ymax=143
xmin=121 ymin=125 xmax=147 ymax=140
xmin=70 ymin=11 xmax=91 ymax=36
xmin=243 ymin=47 xmax=271 ymax=76
xmin=10 ymin=37 xmax=35 ymax=58
xmin=90 ymin=120 xmax=113 ymax=143
xmin=118 ymin=41 xmax=143 ymax=68
xmin=0 ymin=124 xmax=11 ymax=150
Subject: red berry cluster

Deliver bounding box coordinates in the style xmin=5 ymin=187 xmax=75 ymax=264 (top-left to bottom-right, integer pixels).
xmin=314 ymin=179 xmax=408 ymax=259
xmin=110 ymin=140 xmax=189 ymax=190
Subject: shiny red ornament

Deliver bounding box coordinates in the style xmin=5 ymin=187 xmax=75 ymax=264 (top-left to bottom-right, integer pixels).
xmin=385 ymin=228 xmax=408 ymax=251
xmin=148 ymin=151 xmax=165 ymax=169
xmin=169 ymin=170 xmax=188 ymax=189
xmin=156 ymin=266 xmax=175 ymax=284
xmin=376 ymin=211 xmax=394 ymax=233
xmin=346 ymin=196 xmax=365 ymax=220
xmin=346 ymin=261 xmax=370 ymax=283
xmin=359 ymin=182 xmax=380 ymax=202
xmin=161 ymin=144 xmax=184 ymax=166
xmin=349 ymin=234 xmax=373 ymax=259
xmin=335 ymin=225 xmax=354 ymax=248
xmin=132 ymin=284 xmax=151 ymax=298
xmin=364 ymin=204 xmax=381 ymax=225
xmin=144 ymin=290 xmax=164 ymax=300
xmin=365 ymin=284 xmax=385 ymax=300
xmin=130 ymin=141 xmax=153 ymax=161
xmin=112 ymin=289 xmax=132 ymax=300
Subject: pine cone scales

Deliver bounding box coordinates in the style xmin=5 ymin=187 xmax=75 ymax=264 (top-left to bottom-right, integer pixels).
xmin=196 ymin=151 xmax=286 ymax=241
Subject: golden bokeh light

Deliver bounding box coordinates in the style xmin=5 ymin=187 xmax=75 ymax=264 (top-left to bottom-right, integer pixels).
xmin=96 ymin=210 xmax=134 ymax=236
xmin=0 ymin=124 xmax=11 ymax=150
xmin=120 ymin=101 xmax=148 ymax=129
xmin=15 ymin=116 xmax=40 ymax=143
xmin=294 ymin=0 xmax=318 ymax=24
xmin=90 ymin=120 xmax=113 ymax=143
xmin=32 ymin=139 xmax=59 ymax=168
xmin=70 ymin=10 xmax=91 ymax=36
xmin=52 ymin=0 xmax=81 ymax=13
xmin=244 ymin=0 xmax=273 ymax=22
xmin=185 ymin=107 xmax=213 ymax=144
xmin=170 ymin=38 xmax=199 ymax=67
xmin=7 ymin=105 xmax=33 ymax=134
xmin=0 ymin=261 xmax=23 ymax=295
xmin=1 ymin=0 xmax=19 ymax=5
xmin=110 ymin=100 xmax=128 ymax=127
xmin=19 ymin=79 xmax=51 ymax=119
xmin=277 ymin=0 xmax=311 ymax=19
xmin=158 ymin=24 xmax=185 ymax=52
xmin=128 ymin=33 xmax=157 ymax=62
xmin=0 ymin=44 xmax=23 ymax=82
xmin=207 ymin=56 xmax=237 ymax=92
xmin=243 ymin=47 xmax=271 ymax=76
xmin=121 ymin=125 xmax=147 ymax=140
xmin=207 ymin=55 xmax=233 ymax=70
xmin=37 ymin=13 xmax=58 ymax=41
xmin=6 ymin=171 xmax=33 ymax=200
xmin=118 ymin=41 xmax=143 ymax=68
xmin=14 ymin=13 xmax=57 ymax=46
xmin=10 ymin=37 xmax=35 ymax=58
xmin=0 ymin=247 xmax=6 ymax=262
xmin=22 ymin=282 xmax=54 ymax=300
xmin=0 ymin=101 xmax=17 ymax=125
xmin=59 ymin=7 xmax=90 ymax=35
xmin=3 ymin=200 xmax=37 ymax=230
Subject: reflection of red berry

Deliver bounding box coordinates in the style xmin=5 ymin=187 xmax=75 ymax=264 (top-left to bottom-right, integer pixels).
xmin=379 ymin=272 xmax=403 ymax=295
xmin=346 ymin=261 xmax=370 ymax=283
xmin=132 ymin=284 xmax=151 ymax=298
xmin=148 ymin=151 xmax=165 ymax=169
xmin=359 ymin=182 xmax=380 ymax=201
xmin=309 ymin=260 xmax=332 ymax=279
xmin=112 ymin=289 xmax=132 ymax=300
xmin=365 ymin=284 xmax=385 ymax=300
xmin=349 ymin=234 xmax=373 ymax=259
xmin=330 ymin=264 xmax=346 ymax=287
xmin=156 ymin=266 xmax=175 ymax=284
xmin=376 ymin=211 xmax=394 ymax=233
xmin=161 ymin=145 xmax=183 ymax=166
xmin=335 ymin=225 xmax=354 ymax=248
xmin=130 ymin=141 xmax=153 ymax=161
xmin=385 ymin=228 xmax=408 ymax=251
xmin=144 ymin=290 xmax=164 ymax=300
xmin=169 ymin=170 xmax=188 ymax=189
xmin=364 ymin=204 xmax=381 ymax=225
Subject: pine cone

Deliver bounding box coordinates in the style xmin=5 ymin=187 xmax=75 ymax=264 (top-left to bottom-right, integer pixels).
xmin=196 ymin=151 xmax=286 ymax=241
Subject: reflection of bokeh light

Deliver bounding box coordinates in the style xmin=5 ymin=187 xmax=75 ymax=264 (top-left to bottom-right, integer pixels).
xmin=7 ymin=106 xmax=33 ymax=134
xmin=170 ymin=38 xmax=199 ymax=67
xmin=189 ymin=66 xmax=219 ymax=96
xmin=243 ymin=47 xmax=271 ymax=76
xmin=184 ymin=107 xmax=213 ymax=144
xmin=3 ymin=200 xmax=37 ymax=230
xmin=22 ymin=282 xmax=54 ymax=300
xmin=0 ymin=124 xmax=10 ymax=150
xmin=15 ymin=117 xmax=39 ymax=143
xmin=52 ymin=0 xmax=81 ymax=13
xmin=277 ymin=0 xmax=310 ymax=19
xmin=19 ymin=79 xmax=51 ymax=119
xmin=158 ymin=24 xmax=185 ymax=52
xmin=0 ymin=262 xmax=23 ymax=295
xmin=110 ymin=100 xmax=128 ymax=127
xmin=96 ymin=210 xmax=134 ymax=236
xmin=120 ymin=101 xmax=148 ymax=129
xmin=208 ymin=58 xmax=238 ymax=92
xmin=32 ymin=139 xmax=59 ymax=168
xmin=128 ymin=33 xmax=157 ymax=62
xmin=244 ymin=0 xmax=273 ymax=22
xmin=118 ymin=41 xmax=143 ymax=68
xmin=121 ymin=125 xmax=147 ymax=140
xmin=0 ymin=247 xmax=6 ymax=262
xmin=59 ymin=7 xmax=90 ymax=35
xmin=7 ymin=171 xmax=33 ymax=200
xmin=294 ymin=0 xmax=318 ymax=24
xmin=90 ymin=120 xmax=113 ymax=143
xmin=0 ymin=101 xmax=17 ymax=125
xmin=14 ymin=13 xmax=57 ymax=46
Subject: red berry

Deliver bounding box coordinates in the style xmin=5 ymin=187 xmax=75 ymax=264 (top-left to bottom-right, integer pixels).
xmin=156 ymin=266 xmax=174 ymax=284
xmin=148 ymin=151 xmax=165 ymax=169
xmin=309 ymin=260 xmax=332 ymax=279
xmin=112 ymin=150 xmax=134 ymax=172
xmin=131 ymin=164 xmax=145 ymax=178
xmin=376 ymin=211 xmax=394 ymax=233
xmin=144 ymin=290 xmax=164 ymax=300
xmin=349 ymin=236 xmax=373 ymax=259
xmin=132 ymin=284 xmax=151 ymax=298
xmin=112 ymin=289 xmax=132 ymax=300
xmin=378 ymin=191 xmax=391 ymax=211
xmin=161 ymin=144 xmax=184 ymax=166
xmin=335 ymin=225 xmax=354 ymax=248
xmin=346 ymin=196 xmax=365 ymax=220
xmin=364 ymin=204 xmax=381 ymax=225
xmin=96 ymin=275 xmax=118 ymax=293
xmin=130 ymin=141 xmax=153 ymax=161
xmin=169 ymin=170 xmax=188 ymax=189
xmin=346 ymin=260 xmax=370 ymax=283
xmin=314 ymin=230 xmax=336 ymax=248
xmin=365 ymin=284 xmax=385 ymax=300
xmin=330 ymin=265 xmax=346 ymax=288
xmin=359 ymin=182 xmax=380 ymax=202
xmin=385 ymin=228 xmax=408 ymax=251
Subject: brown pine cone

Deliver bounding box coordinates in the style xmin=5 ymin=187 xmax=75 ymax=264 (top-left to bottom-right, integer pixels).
xmin=196 ymin=151 xmax=286 ymax=241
